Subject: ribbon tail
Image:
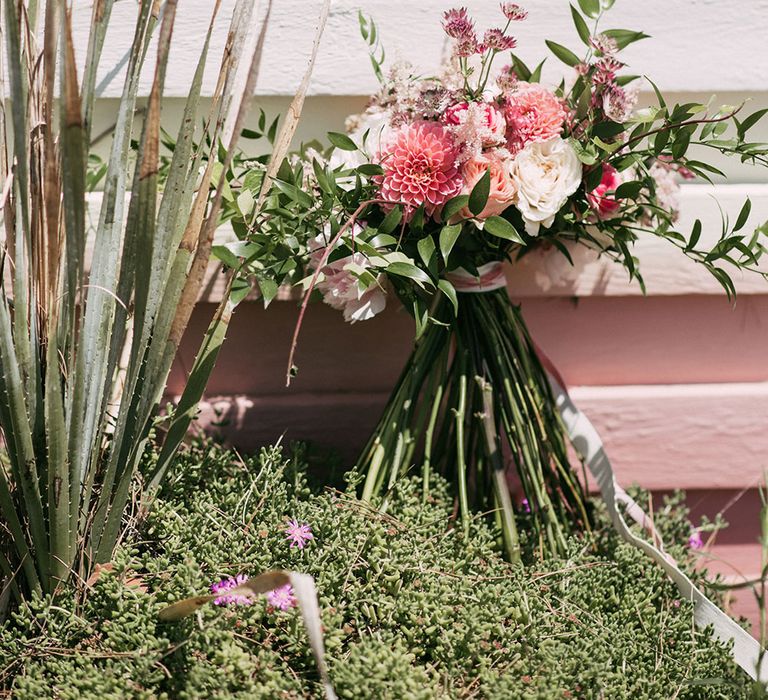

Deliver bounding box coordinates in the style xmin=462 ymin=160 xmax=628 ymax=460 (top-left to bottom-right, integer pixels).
xmin=550 ymin=373 xmax=767 ymax=684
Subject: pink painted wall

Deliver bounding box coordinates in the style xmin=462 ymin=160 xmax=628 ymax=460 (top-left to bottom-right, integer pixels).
xmin=171 ymin=290 xmax=766 ymax=633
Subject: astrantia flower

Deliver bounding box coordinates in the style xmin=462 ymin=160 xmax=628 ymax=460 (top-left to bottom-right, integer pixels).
xmin=504 ymin=83 xmax=566 ymax=154
xmin=589 ymin=33 xmax=618 ymax=57
xmin=210 ymin=574 xmax=252 ymax=606
xmin=482 ymin=28 xmax=517 ymax=52
xmin=587 ymin=163 xmax=623 ymax=220
xmin=500 ymin=2 xmax=527 ymax=21
xmin=454 ymin=35 xmax=481 ymax=58
xmin=442 ymin=7 xmax=475 ymax=39
xmin=510 ymin=137 xmax=582 ymax=234
xmin=688 ymin=529 xmax=704 ymax=550
xmin=496 ymin=65 xmax=518 ymax=95
xmin=266 ymin=584 xmax=297 ymax=611
xmin=594 ymin=56 xmax=624 ymax=82
xmin=602 ymin=83 xmax=638 ymax=123
xmin=376 ymin=120 xmax=463 ymax=220
xmin=285 ymin=519 xmax=314 ymax=549
xmin=456 ymin=150 xmax=517 ymax=220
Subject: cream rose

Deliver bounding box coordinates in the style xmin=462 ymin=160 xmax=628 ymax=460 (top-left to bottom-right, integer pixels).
xmin=510 ymin=137 xmax=582 ymax=235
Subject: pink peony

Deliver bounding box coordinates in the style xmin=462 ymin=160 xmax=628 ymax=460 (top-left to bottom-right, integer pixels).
xmin=456 ymin=151 xmax=517 ymax=220
xmin=586 ymin=163 xmax=623 ymax=220
xmin=309 ymin=226 xmax=387 ymax=324
xmin=443 ymin=101 xmax=507 ymax=149
xmin=376 ymin=121 xmax=463 ymax=221
xmin=503 ymin=83 xmax=566 ymax=154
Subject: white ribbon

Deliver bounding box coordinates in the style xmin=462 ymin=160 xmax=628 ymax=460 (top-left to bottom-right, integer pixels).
xmin=551 ymin=374 xmax=767 ymax=683
xmin=446 ymin=262 xmax=507 ymax=293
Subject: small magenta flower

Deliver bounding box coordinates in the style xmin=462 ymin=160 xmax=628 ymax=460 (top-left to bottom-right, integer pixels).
xmin=688 ymin=529 xmax=704 ymax=550
xmin=500 ymin=3 xmax=528 ymax=21
xmin=285 ymin=519 xmax=314 ymax=549
xmin=521 ymin=498 xmax=531 ymax=513
xmin=210 ymin=574 xmax=252 ymax=606
xmin=266 ymin=584 xmax=297 ymax=611
xmin=442 ymin=8 xmax=475 ymax=39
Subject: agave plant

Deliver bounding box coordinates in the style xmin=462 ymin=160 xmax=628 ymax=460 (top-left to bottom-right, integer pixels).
xmin=0 ymin=0 xmax=272 ymax=599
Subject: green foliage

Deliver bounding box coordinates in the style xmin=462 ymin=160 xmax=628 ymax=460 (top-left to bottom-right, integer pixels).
xmin=0 ymin=0 xmax=262 ymax=599
xmin=0 ymin=442 xmax=753 ymax=698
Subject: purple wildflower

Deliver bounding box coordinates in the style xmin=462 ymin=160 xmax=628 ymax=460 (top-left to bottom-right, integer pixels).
xmin=521 ymin=498 xmax=531 ymax=514
xmin=285 ymin=519 xmax=314 ymax=549
xmin=210 ymin=574 xmax=252 ymax=606
xmin=266 ymin=583 xmax=297 ymax=611
xmin=688 ymin=529 xmax=704 ymax=550
xmin=500 ymin=3 xmax=527 ymax=21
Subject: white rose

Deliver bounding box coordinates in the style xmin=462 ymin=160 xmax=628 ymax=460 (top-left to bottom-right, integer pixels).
xmin=329 ymin=107 xmax=394 ymax=172
xmin=510 ymin=137 xmax=582 ymax=235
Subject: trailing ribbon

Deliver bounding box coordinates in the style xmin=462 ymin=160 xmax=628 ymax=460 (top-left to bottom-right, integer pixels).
xmin=549 ymin=373 xmax=767 ymax=683
xmin=446 ymin=261 xmax=507 ymax=293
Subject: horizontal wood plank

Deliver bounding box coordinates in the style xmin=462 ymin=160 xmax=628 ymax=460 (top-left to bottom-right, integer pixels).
xmin=180 ymin=381 xmax=768 ymax=492
xmin=67 ymin=0 xmax=768 ymax=97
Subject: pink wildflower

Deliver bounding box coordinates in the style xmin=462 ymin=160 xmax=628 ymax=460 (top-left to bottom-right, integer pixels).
xmin=587 ymin=163 xmax=623 ymax=220
xmin=504 ymin=83 xmax=566 ymax=154
xmin=376 ymin=120 xmax=463 ymax=221
xmin=266 ymin=584 xmax=297 ymax=611
xmin=285 ymin=519 xmax=314 ymax=549
xmin=442 ymin=8 xmax=475 ymax=39
xmin=483 ymin=28 xmax=517 ymax=52
xmin=500 ymin=3 xmax=527 ymax=21
xmin=688 ymin=529 xmax=704 ymax=550
xmin=210 ymin=574 xmax=252 ymax=606
xmin=521 ymin=498 xmax=531 ymax=513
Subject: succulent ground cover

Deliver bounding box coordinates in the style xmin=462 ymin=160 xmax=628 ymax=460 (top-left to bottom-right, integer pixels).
xmin=0 ymin=442 xmax=752 ymax=699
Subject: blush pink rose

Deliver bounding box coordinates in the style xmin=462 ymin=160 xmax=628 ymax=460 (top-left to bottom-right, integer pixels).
xmin=586 ymin=163 xmax=623 ymax=220
xmin=443 ymin=101 xmax=507 ymax=147
xmin=376 ymin=120 xmax=463 ymax=221
xmin=504 ymin=83 xmax=566 ymax=154
xmin=455 ymin=151 xmax=517 ymax=220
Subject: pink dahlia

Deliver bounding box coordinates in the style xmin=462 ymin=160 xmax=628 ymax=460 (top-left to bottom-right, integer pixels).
xmin=586 ymin=163 xmax=623 ymax=220
xmin=376 ymin=121 xmax=463 ymax=220
xmin=456 ymin=151 xmax=517 ymax=220
xmin=504 ymin=83 xmax=566 ymax=154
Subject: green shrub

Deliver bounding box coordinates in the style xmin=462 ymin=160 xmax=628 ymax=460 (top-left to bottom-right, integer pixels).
xmin=0 ymin=442 xmax=752 ymax=698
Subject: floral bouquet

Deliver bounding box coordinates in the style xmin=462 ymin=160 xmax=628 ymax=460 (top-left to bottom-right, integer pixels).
xmin=225 ymin=1 xmax=768 ymax=560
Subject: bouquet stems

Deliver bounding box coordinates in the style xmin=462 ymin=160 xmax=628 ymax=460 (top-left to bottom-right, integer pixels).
xmin=359 ymin=288 xmax=591 ymax=559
